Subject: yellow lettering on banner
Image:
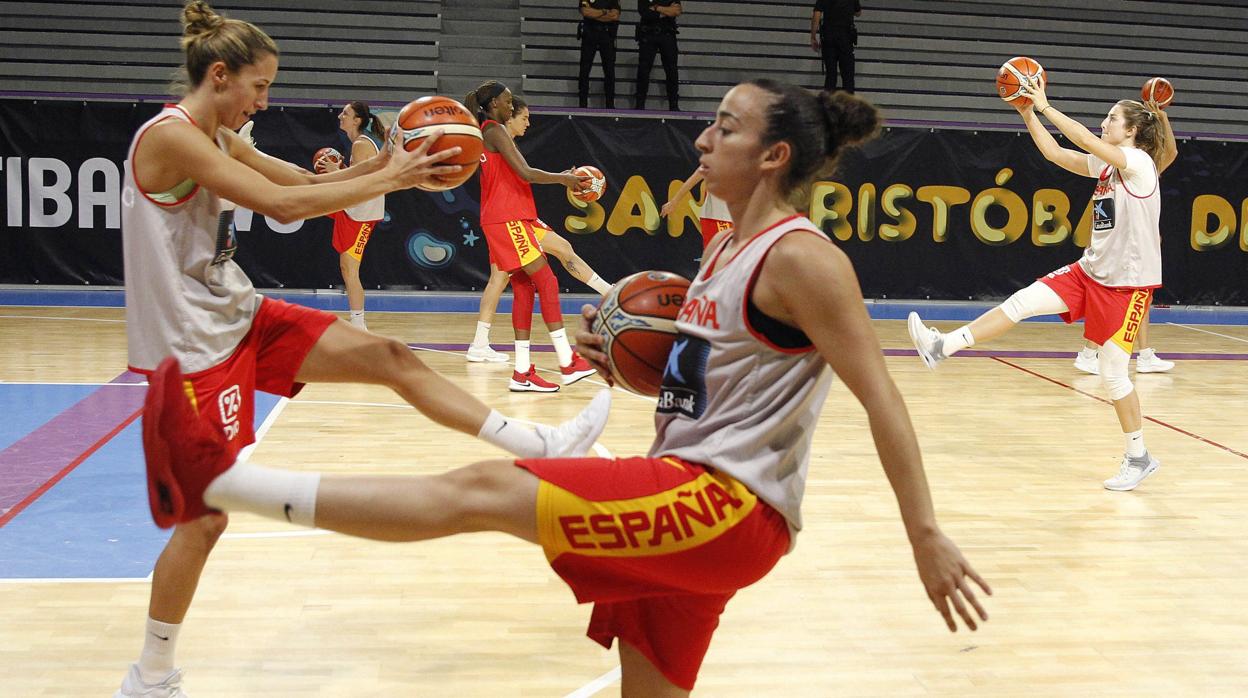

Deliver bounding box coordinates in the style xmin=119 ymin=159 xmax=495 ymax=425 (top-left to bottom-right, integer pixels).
xmin=970 ymin=169 xmax=1027 ymax=246
xmin=857 ymin=183 xmax=876 ymax=241
xmin=809 ymin=180 xmax=853 ymax=241
xmin=1074 ymin=198 xmax=1094 ymax=248
xmin=1032 ymin=189 xmax=1072 ymax=246
xmin=915 ymin=186 xmax=970 ymax=242
xmin=664 ymin=179 xmax=699 ymax=238
xmin=607 ymin=175 xmax=660 ymax=236
xmin=564 ymin=189 xmax=606 ymax=234
xmin=879 ymin=184 xmax=916 ymax=241
xmin=1190 ymin=194 xmax=1236 ymax=251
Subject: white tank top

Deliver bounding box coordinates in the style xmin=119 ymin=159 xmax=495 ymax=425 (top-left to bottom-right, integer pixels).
xmin=123 ymin=105 xmax=260 ymax=373
xmin=649 ymin=215 xmax=834 ymax=544
xmin=700 ymin=191 xmax=731 ymax=222
xmin=344 ymin=133 xmax=385 ymax=222
xmin=1079 ymin=147 xmax=1162 ymax=288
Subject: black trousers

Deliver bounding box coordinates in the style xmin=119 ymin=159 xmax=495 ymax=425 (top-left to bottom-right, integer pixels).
xmin=578 ymin=24 xmax=617 ymax=108
xmin=820 ymin=29 xmax=855 ymax=93
xmin=634 ymin=32 xmax=679 ymax=110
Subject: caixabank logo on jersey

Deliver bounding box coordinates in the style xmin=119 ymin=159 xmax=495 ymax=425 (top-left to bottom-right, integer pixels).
xmin=656 ymin=333 xmax=710 ymax=419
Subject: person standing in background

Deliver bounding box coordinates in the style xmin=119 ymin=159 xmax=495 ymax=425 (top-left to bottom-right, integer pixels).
xmin=634 ymin=0 xmax=681 ymax=111
xmin=578 ymin=0 xmax=621 ymax=109
xmin=811 ymin=0 xmax=861 ymax=94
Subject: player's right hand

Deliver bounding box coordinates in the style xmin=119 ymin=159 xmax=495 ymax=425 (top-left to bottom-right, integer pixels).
xmin=387 ymin=128 xmax=463 ymax=190
xmin=659 ymin=200 xmax=676 ymax=218
xmin=575 ymin=304 xmax=614 ymax=387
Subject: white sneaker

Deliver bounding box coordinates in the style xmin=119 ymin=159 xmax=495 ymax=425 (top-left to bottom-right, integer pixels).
xmin=1103 ymin=452 xmax=1160 ymax=491
xmin=906 ymin=312 xmax=946 ymax=370
xmin=466 ymin=344 xmax=509 ymax=363
xmin=115 ymin=664 xmax=189 ymax=698
xmin=535 ymin=389 xmax=612 ymax=457
xmin=1074 ymin=349 xmax=1100 ymax=375
xmin=1136 ymin=348 xmax=1174 ymax=373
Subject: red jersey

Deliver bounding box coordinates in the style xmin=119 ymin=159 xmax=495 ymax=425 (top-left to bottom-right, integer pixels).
xmin=478 ymin=120 xmax=538 ymax=224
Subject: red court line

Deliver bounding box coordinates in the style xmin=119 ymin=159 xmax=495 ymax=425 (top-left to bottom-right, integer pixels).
xmin=0 ymin=407 xmax=142 ymax=529
xmin=992 ymin=357 xmax=1248 ymax=461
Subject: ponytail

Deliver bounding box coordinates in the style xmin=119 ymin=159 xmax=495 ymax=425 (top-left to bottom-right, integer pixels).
xmin=348 ymin=100 xmax=386 ymax=143
xmin=1116 ymin=99 xmax=1165 ymax=166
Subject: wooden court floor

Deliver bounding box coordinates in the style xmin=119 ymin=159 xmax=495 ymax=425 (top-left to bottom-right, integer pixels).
xmin=2 ymin=306 xmax=1246 ymax=697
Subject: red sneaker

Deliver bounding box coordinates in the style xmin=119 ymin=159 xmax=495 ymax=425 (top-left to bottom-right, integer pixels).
xmin=143 ymin=357 xmax=235 ymax=529
xmin=508 ymin=364 xmax=560 ymax=392
xmin=560 ymin=352 xmax=597 ymax=386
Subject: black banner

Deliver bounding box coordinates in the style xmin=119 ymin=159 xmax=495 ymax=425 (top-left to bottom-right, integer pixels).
xmin=2 ymin=99 xmax=1245 ymax=304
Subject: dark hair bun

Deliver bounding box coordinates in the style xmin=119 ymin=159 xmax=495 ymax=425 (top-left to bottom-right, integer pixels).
xmin=819 ymin=91 xmax=881 ymax=156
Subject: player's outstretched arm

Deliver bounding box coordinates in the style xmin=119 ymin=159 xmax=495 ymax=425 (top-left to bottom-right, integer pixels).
xmin=753 ymin=232 xmax=992 ymax=632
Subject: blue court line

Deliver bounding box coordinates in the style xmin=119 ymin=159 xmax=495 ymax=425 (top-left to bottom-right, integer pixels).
xmin=4 ymin=288 xmax=1248 ymax=326
xmin=0 ymin=388 xmax=281 ymax=579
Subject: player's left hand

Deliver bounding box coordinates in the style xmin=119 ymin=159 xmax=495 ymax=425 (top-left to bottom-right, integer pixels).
xmin=1020 ymin=80 xmax=1049 ymax=112
xmin=575 ymin=304 xmax=613 ymax=386
xmin=911 ymin=529 xmax=991 ymax=632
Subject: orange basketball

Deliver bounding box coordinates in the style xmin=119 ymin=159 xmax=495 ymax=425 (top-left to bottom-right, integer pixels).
xmin=392 ymin=96 xmax=484 ymax=191
xmin=1141 ymin=77 xmax=1174 ymax=110
xmin=591 ymin=270 xmax=690 ymax=397
xmin=312 ymin=147 xmax=342 ymax=174
xmin=996 ymin=56 xmax=1046 ymax=106
xmin=571 ymin=165 xmax=607 ymax=202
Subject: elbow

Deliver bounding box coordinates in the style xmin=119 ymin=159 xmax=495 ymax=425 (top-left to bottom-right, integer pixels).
xmin=266 ymin=201 xmax=303 ymax=225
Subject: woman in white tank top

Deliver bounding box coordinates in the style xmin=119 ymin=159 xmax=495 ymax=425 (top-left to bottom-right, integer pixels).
xmin=316 ymin=100 xmax=387 ymax=329
xmin=116 ymin=4 xmax=615 ymax=696
xmin=907 ymin=78 xmax=1178 ymax=493
xmin=146 ymin=78 xmax=990 ymax=694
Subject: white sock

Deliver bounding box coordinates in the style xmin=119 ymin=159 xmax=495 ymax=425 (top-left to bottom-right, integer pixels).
xmin=514 ymin=340 xmax=531 ymax=372
xmin=477 ymin=409 xmax=544 ymax=458
xmin=587 ymin=273 xmax=612 ymax=295
xmin=550 ymin=328 xmax=574 ymax=367
xmin=1124 ymin=430 xmax=1146 ymax=459
xmin=471 ymin=321 xmax=492 ymax=348
xmin=203 ymin=462 xmax=321 ymax=527
xmin=941 ymin=325 xmax=976 ymax=357
xmin=349 ymin=309 xmax=366 ymax=328
xmin=137 ymin=617 xmax=180 ymax=683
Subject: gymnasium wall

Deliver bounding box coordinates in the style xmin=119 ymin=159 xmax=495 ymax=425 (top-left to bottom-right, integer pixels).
xmin=2 ymin=99 xmax=1245 ymax=305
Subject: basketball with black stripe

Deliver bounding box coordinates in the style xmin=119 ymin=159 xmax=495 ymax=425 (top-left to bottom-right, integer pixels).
xmin=392 ymin=96 xmax=484 ymax=191
xmin=592 ymin=270 xmax=691 ymax=397
xmin=996 ymin=56 xmax=1046 ymax=106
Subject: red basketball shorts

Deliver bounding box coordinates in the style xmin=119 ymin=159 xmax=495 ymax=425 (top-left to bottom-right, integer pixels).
xmin=514 ymin=455 xmax=790 ymax=690
xmin=700 ymin=217 xmax=731 ymax=250
xmin=331 ymin=211 xmax=379 ymax=260
xmin=483 ymin=218 xmax=549 ymax=272
xmin=177 ymin=298 xmax=334 ymax=459
xmin=1039 ymin=262 xmax=1154 ymax=353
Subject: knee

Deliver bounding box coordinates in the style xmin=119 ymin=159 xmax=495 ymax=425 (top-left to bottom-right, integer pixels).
xmin=174 ymin=513 xmax=229 ymax=552
xmin=1099 ymin=352 xmax=1134 ymax=401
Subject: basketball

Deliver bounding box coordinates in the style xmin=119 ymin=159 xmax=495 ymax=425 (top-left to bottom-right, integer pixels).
xmin=392 ymin=95 xmax=484 ymax=191
xmin=312 ymin=147 xmax=342 ymax=174
xmin=996 ymin=56 xmax=1046 ymax=106
xmin=1142 ymin=77 xmax=1174 ymax=110
xmin=591 ymin=270 xmax=690 ymax=397
xmin=571 ymin=165 xmax=607 ymax=203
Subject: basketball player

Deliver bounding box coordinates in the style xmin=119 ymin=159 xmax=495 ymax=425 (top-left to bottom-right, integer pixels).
xmin=468 ymin=96 xmax=614 ymax=363
xmin=114 ymin=4 xmax=611 ymax=696
xmin=143 ymin=79 xmax=989 ymax=696
xmin=465 ymin=81 xmax=597 ymax=391
xmin=660 ymin=167 xmax=732 ymax=249
xmin=316 ymin=101 xmax=386 ymax=330
xmin=908 ymin=78 xmax=1177 ymax=492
